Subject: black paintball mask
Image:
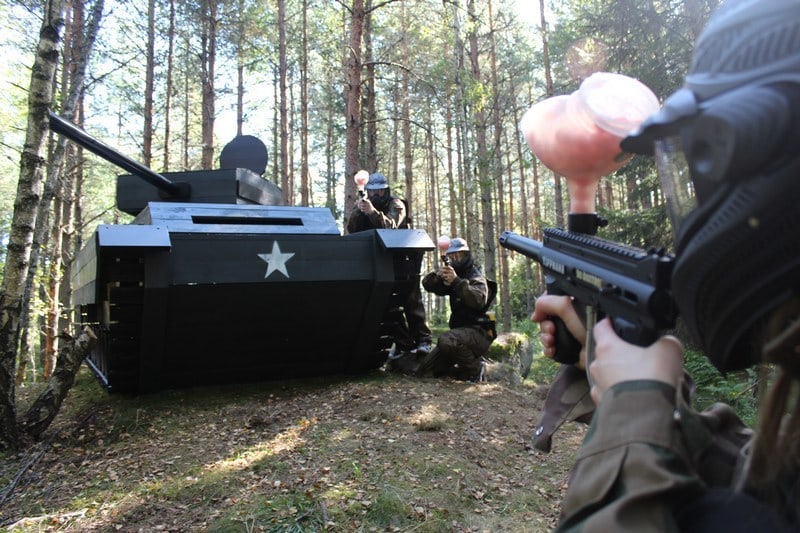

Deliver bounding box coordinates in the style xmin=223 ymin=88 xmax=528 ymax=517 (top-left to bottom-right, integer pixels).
xmin=622 ymin=0 xmax=800 ymax=376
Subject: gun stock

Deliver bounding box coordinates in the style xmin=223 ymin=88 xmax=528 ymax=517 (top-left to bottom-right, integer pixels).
xmin=500 ymin=229 xmax=677 ymax=363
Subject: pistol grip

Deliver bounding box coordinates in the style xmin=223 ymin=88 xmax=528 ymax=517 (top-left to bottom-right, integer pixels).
xmin=551 ymin=315 xmax=582 ymax=364
xmin=613 ymin=318 xmax=656 ymax=347
xmin=545 ymin=281 xmax=585 ymax=365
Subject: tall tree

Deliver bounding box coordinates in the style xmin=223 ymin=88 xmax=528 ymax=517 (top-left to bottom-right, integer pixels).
xmin=342 ymin=0 xmax=365 ymax=229
xmin=0 ymin=0 xmax=67 ymax=450
xmin=467 ymin=0 xmax=492 ymax=271
xmin=538 ymin=0 xmax=565 ymax=228
xmin=363 ymin=0 xmax=377 ymax=171
xmin=487 ymin=0 xmax=508 ymax=330
xmin=162 ymin=0 xmax=176 ymax=170
xmin=299 ymin=0 xmax=310 ymax=205
xmin=199 ymin=0 xmax=217 ymax=169
xmin=278 ymin=0 xmax=289 ymax=203
xmin=400 ymin=2 xmax=413 ymax=216
xmin=143 ymin=0 xmax=155 ymax=166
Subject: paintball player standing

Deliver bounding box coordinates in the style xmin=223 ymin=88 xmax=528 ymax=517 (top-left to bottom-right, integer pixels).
xmin=346 ymin=172 xmax=433 ymax=356
xmin=415 ymin=238 xmax=496 ymax=381
xmin=534 ymin=0 xmax=799 ymax=530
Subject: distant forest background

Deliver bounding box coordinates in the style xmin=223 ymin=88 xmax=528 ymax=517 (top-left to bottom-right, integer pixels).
xmin=0 ymin=0 xmax=720 ymax=382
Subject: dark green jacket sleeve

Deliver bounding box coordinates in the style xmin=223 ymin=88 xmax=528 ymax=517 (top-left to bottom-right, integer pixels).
xmin=556 ymin=378 xmax=752 ymax=533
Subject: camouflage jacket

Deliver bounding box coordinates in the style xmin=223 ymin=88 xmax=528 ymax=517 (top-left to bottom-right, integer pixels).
xmin=422 ymin=265 xmax=489 ymax=329
xmin=346 ymin=197 xmax=408 ymax=232
xmin=557 ymin=378 xmax=755 ymax=532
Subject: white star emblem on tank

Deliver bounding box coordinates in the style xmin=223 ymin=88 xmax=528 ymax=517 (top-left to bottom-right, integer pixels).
xmin=258 ymin=241 xmax=295 ymax=279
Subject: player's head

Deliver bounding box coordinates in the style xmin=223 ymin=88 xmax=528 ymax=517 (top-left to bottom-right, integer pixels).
xmin=365 ymin=172 xmax=390 ymax=209
xmin=622 ymin=0 xmax=800 ymax=376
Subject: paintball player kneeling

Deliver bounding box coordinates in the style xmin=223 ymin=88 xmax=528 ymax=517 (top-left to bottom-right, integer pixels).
xmin=414 ymin=238 xmax=497 ymax=381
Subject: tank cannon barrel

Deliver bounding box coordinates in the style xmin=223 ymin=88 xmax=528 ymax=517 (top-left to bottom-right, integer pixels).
xmin=48 ymin=111 xmax=189 ymax=198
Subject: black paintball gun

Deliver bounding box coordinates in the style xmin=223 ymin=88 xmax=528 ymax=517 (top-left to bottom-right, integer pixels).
xmin=499 ymin=217 xmax=678 ymax=364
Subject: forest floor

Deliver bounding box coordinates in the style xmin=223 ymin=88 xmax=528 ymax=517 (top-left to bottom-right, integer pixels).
xmin=0 ymin=363 xmax=585 ymax=532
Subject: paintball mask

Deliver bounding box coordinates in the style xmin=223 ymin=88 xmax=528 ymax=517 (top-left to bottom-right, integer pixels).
xmin=365 ymin=172 xmax=391 ymax=210
xmin=622 ymin=0 xmax=800 ymax=375
xmin=445 ymin=238 xmax=473 ymax=273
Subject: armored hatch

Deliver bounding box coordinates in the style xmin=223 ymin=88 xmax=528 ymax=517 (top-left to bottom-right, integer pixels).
xmin=51 ymin=113 xmax=434 ymax=393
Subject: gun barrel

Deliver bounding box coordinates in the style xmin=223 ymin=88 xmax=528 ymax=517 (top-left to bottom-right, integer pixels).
xmin=499 ymin=231 xmax=543 ymax=262
xmin=48 ymin=111 xmax=184 ymax=197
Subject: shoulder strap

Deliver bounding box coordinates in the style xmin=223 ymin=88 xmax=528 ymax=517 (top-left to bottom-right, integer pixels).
xmin=483 ymin=279 xmax=497 ymax=312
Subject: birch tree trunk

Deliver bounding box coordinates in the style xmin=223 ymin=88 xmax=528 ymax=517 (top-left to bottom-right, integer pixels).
xmin=0 ymin=0 xmax=66 ymax=451
xmin=19 ymin=327 xmax=96 ymax=439
xmin=40 ymin=0 xmax=102 ymax=379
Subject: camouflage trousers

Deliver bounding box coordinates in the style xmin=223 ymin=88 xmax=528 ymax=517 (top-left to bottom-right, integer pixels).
xmin=415 ymin=325 xmax=492 ymax=380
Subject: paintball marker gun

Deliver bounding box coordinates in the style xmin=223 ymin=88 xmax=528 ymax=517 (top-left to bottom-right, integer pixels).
xmin=499 ymin=227 xmax=677 ymax=364
xmin=437 ymin=235 xmax=451 ymax=266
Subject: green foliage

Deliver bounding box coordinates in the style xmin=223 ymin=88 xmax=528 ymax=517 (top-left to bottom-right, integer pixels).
xmin=596 ymin=200 xmax=674 ymax=252
xmin=683 ymin=348 xmax=759 ymax=426
xmin=506 ymin=256 xmax=541 ymax=322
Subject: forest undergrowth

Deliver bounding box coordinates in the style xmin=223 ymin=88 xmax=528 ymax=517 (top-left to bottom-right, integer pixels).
xmin=0 ymin=364 xmax=584 ymax=532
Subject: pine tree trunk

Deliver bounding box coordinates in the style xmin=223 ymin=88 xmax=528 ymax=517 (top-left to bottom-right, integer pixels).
xmin=343 ymin=0 xmax=365 ymax=228
xmin=400 ymin=4 xmax=413 ymax=216
xmin=300 ymin=0 xmax=310 ymax=205
xmin=200 ymin=0 xmax=216 ymax=170
xmin=143 ymin=0 xmax=155 ymax=166
xmin=163 ymin=0 xmax=175 ymax=170
xmin=278 ymin=0 xmax=289 ymax=203
xmin=364 ymin=1 xmax=377 ymax=172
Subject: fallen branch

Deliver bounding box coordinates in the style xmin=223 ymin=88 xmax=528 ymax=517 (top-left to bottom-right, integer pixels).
xmin=0 ymin=444 xmax=47 ymax=507
xmin=0 ymin=404 xmax=105 ymax=509
xmin=7 ymin=508 xmax=87 ymax=530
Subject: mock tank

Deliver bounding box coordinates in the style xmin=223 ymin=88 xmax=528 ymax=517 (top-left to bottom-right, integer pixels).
xmin=51 ymin=113 xmax=434 ymax=393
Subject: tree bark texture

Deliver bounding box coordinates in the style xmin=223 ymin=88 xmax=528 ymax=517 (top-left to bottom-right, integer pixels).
xmin=19 ymin=327 xmax=96 ymax=440
xmin=200 ymin=0 xmax=217 ymax=170
xmin=0 ymin=0 xmax=66 ymax=451
xmin=343 ymin=0 xmax=365 ymax=229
